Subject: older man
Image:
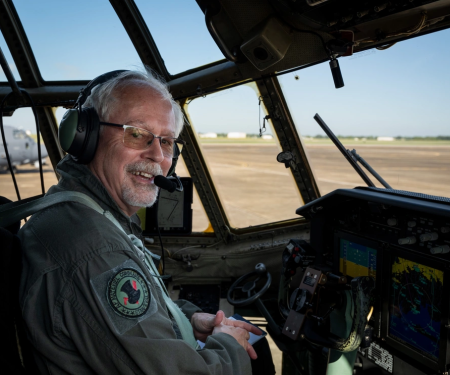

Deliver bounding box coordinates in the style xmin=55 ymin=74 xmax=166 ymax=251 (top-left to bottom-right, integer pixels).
xmin=19 ymin=69 xmax=259 ymax=374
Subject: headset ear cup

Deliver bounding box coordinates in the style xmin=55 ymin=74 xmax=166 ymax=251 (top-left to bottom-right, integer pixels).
xmin=59 ymin=108 xmax=80 ymax=153
xmin=74 ymin=107 xmax=100 ymax=164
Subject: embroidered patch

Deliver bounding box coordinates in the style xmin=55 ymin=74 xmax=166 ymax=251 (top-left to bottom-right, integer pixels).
xmin=107 ymin=268 xmax=150 ymax=318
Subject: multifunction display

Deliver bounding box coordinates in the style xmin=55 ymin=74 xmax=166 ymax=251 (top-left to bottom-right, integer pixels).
xmin=389 ymin=256 xmax=443 ymax=360
xmin=339 ymin=239 xmax=377 ymax=280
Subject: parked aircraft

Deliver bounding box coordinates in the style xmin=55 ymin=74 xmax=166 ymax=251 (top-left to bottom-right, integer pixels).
xmin=0 ymin=126 xmax=47 ymax=170
xmin=1 ymin=1 xmax=449 ymax=375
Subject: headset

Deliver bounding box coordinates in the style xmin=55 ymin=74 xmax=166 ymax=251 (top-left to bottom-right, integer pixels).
xmin=58 ymin=70 xmax=181 ymax=177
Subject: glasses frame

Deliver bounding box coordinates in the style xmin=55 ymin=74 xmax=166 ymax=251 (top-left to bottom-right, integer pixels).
xmin=99 ymin=121 xmax=186 ymax=154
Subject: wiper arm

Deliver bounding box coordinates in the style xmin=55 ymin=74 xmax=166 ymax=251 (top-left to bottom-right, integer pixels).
xmin=313 ymin=114 xmax=392 ymax=189
xmin=349 ymin=149 xmax=392 ymax=189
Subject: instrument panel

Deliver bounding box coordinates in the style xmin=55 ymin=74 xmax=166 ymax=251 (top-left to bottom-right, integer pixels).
xmin=296 ymin=187 xmax=450 ymax=374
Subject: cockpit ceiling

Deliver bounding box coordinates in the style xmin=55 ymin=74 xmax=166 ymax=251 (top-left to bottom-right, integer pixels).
xmin=198 ymin=0 xmax=450 ymax=76
xmin=0 ymin=0 xmax=449 ymax=100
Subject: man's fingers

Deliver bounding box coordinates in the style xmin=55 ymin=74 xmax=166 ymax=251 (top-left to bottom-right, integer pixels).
xmin=226 ymin=319 xmax=263 ymax=335
xmin=246 ymin=344 xmax=258 ymax=360
xmin=213 ymin=310 xmax=225 ymax=326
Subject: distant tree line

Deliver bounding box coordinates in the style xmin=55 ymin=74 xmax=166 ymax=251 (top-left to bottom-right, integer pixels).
xmin=305 ymin=135 xmax=450 ymax=140
xmin=207 ymin=133 xmax=450 ymax=140
xmin=214 ymin=133 xmax=267 ymax=138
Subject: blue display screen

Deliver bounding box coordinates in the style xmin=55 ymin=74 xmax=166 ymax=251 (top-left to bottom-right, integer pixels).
xmin=389 ymin=256 xmax=443 ymax=360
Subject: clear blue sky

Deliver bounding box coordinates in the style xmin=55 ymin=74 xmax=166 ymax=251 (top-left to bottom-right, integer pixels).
xmin=1 ymin=0 xmax=449 ymax=137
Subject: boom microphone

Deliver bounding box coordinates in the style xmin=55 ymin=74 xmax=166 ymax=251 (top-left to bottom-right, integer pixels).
xmin=154 ymin=175 xmax=177 ymax=193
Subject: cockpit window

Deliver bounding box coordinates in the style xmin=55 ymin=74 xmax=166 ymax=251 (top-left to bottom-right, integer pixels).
xmin=279 ymin=29 xmax=450 ymax=198
xmin=134 ymin=0 xmax=224 ymax=75
xmin=0 ymin=31 xmax=21 ymax=81
xmin=12 ymin=0 xmax=141 ymax=80
xmin=1 ymin=108 xmax=57 ymax=201
xmin=185 ymin=84 xmax=303 ymax=229
xmin=12 ymin=129 xmax=27 ymax=139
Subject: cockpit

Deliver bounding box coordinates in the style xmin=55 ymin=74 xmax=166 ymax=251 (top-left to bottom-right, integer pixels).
xmin=1 ymin=1 xmax=450 ymax=374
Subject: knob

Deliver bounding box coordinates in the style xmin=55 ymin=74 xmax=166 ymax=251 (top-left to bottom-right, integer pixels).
xmin=387 ymin=218 xmax=398 ymax=226
xmin=407 ymin=221 xmax=417 ymax=228
xmin=255 ymin=263 xmax=267 ymax=275
xmin=441 ymin=227 xmax=450 ymax=234
xmin=398 ymin=237 xmax=416 ymax=245
xmin=430 ymin=245 xmax=450 ymax=255
xmin=420 ymin=232 xmax=438 ymax=242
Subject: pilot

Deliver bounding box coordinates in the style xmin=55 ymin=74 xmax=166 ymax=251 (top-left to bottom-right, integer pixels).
xmin=18 ymin=69 xmax=261 ymax=375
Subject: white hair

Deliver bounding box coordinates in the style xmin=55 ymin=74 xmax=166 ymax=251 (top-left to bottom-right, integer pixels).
xmin=83 ymin=68 xmax=184 ymax=137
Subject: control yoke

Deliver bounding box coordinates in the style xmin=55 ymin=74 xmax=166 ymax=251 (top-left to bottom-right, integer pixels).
xmin=227 ymin=263 xmax=272 ymax=307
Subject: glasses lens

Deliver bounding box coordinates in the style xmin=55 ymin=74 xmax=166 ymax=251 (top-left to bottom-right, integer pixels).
xmin=160 ymin=137 xmax=176 ymax=157
xmin=123 ymin=126 xmax=154 ymax=150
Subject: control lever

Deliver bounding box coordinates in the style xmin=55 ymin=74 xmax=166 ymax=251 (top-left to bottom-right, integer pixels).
xmin=282 ymin=267 xmax=326 ymax=340
xmin=282 ymin=239 xmax=316 ymax=278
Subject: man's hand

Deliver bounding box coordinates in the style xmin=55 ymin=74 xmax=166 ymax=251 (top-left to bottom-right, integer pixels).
xmin=213 ymin=324 xmax=258 ymax=359
xmin=191 ymin=310 xmax=261 ymax=359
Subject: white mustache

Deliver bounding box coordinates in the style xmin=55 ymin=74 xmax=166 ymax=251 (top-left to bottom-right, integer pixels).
xmin=126 ymin=161 xmax=163 ymax=176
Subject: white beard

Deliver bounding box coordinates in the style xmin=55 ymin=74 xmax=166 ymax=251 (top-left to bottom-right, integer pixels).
xmin=122 ymin=161 xmax=163 ymax=208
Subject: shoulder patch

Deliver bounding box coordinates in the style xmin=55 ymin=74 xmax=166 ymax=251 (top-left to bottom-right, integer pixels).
xmin=108 ymin=268 xmax=150 ymax=318
xmin=91 ymin=259 xmax=158 ymax=335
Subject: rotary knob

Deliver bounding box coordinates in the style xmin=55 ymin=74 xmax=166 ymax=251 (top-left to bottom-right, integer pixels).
xmin=430 ymin=245 xmax=450 ymax=255
xmin=420 ymin=232 xmax=438 ymax=242
xmin=387 ymin=218 xmax=398 ymax=226
xmin=398 ymin=237 xmax=416 ymax=245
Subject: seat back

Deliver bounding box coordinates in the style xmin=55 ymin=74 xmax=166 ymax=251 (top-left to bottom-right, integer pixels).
xmin=0 ymin=197 xmax=39 ymax=374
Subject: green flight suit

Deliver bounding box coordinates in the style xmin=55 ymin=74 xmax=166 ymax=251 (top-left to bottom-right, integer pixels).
xmin=19 ymin=155 xmax=251 ymax=375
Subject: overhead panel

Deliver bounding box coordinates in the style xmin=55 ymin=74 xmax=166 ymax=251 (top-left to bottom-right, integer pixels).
xmin=12 ymin=0 xmax=141 ymax=81
xmin=134 ymin=0 xmax=225 ymax=75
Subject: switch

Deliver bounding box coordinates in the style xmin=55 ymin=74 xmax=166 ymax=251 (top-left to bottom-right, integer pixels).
xmin=420 ymin=232 xmax=438 ymax=242
xmin=387 ymin=218 xmax=398 ymax=226
xmin=398 ymin=237 xmax=416 ymax=245
xmin=430 ymin=245 xmax=450 ymax=255
xmin=407 ymin=221 xmax=417 ymax=228
xmin=441 ymin=227 xmax=450 ymax=234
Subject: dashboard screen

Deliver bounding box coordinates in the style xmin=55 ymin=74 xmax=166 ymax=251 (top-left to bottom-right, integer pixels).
xmin=339 ymin=238 xmax=377 ymax=280
xmin=389 ymin=256 xmax=443 ymax=360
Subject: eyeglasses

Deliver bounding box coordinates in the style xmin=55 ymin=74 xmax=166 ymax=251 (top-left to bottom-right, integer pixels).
xmin=99 ymin=122 xmax=185 ymax=157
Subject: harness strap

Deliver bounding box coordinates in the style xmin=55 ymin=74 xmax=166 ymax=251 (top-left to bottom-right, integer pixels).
xmin=0 ymin=192 xmax=199 ymax=349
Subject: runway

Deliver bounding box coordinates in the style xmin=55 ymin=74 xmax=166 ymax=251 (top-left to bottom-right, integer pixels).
xmin=1 ymin=144 xmax=449 ymax=231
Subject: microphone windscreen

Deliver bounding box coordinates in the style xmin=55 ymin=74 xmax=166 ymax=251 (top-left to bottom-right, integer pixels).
xmin=154 ymin=175 xmax=177 ymax=193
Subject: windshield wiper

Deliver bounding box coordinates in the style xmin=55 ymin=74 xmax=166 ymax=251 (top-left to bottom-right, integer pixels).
xmin=313 ymin=113 xmax=392 ymax=189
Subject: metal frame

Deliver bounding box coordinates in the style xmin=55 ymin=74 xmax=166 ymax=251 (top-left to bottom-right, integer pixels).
xmin=0 ymin=0 xmax=325 ymax=238
xmin=0 ymin=0 xmax=64 ymax=169
xmin=256 ymin=77 xmax=320 ymax=204
xmin=109 ymin=0 xmax=170 ymax=80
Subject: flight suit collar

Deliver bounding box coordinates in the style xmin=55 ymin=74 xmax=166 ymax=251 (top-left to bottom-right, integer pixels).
xmin=51 ymin=155 xmax=142 ymax=235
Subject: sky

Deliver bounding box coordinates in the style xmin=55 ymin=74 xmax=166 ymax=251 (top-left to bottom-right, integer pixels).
xmin=0 ymin=0 xmax=449 ymax=137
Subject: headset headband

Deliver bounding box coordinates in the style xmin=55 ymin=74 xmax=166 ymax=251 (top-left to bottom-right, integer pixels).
xmin=76 ymin=70 xmax=128 ymax=107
